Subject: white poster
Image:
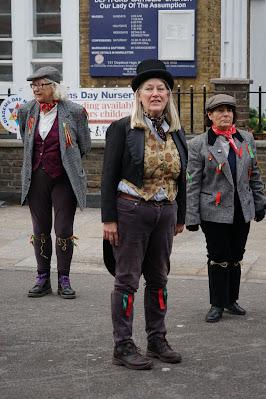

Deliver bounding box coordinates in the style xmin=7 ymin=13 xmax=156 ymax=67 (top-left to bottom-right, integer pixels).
xmin=158 ymin=10 xmax=195 ymax=61
xmin=67 ymin=87 xmax=134 ymax=139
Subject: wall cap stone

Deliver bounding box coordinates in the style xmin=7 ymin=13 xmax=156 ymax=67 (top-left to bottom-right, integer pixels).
xmin=0 ymin=138 xmax=105 ymax=149
xmin=211 ymin=78 xmax=253 ymax=85
xmin=0 ymin=139 xmax=23 ymax=148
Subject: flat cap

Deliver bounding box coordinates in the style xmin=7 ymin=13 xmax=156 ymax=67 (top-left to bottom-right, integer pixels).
xmin=27 ymin=66 xmax=61 ymax=83
xmin=206 ymin=94 xmax=236 ymax=111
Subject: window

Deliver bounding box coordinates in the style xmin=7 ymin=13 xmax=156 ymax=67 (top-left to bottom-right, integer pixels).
xmin=0 ymin=0 xmax=12 ymax=82
xmin=31 ymin=0 xmax=62 ymax=73
xmin=0 ymin=0 xmax=79 ymax=96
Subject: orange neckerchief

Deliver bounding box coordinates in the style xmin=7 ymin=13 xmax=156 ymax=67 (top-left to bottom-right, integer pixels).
xmin=212 ymin=125 xmax=240 ymax=156
xmin=39 ymin=101 xmax=58 ymax=113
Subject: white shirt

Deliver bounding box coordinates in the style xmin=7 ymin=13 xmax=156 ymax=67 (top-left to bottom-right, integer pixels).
xmin=38 ymin=104 xmax=58 ymax=140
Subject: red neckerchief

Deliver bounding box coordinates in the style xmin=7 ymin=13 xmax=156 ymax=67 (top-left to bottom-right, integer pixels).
xmin=212 ymin=124 xmax=240 ymax=156
xmin=39 ymin=101 xmax=58 ymax=113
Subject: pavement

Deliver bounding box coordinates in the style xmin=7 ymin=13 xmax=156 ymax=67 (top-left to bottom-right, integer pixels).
xmin=1 ymin=204 xmax=266 ymax=399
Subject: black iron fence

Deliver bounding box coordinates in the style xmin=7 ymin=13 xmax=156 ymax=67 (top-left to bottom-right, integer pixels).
xmin=1 ymin=86 xmax=266 ymax=136
xmin=173 ymin=85 xmax=266 ymax=134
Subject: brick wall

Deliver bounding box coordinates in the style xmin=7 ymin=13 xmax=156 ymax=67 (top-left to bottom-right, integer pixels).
xmin=0 ymin=140 xmax=105 ymax=206
xmin=1 ymin=138 xmax=265 ymax=206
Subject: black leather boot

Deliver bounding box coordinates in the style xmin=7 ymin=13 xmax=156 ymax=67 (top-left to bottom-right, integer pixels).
xmin=58 ymin=275 xmax=76 ymax=299
xmin=113 ymin=340 xmax=153 ymax=370
xmin=225 ymin=302 xmax=246 ymax=315
xmin=147 ymin=336 xmax=182 ymax=363
xmin=205 ymin=306 xmax=224 ymax=322
xmin=28 ymin=273 xmax=52 ymax=297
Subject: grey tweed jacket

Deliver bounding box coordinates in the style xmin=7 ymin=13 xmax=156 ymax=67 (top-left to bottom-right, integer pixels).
xmin=186 ymin=129 xmax=265 ymax=225
xmin=18 ymin=99 xmax=91 ymax=210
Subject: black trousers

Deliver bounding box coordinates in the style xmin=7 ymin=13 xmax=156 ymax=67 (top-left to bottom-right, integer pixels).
xmin=201 ymin=220 xmax=250 ymax=307
xmin=111 ymin=197 xmax=177 ymax=344
xmin=27 ymin=168 xmax=77 ymax=276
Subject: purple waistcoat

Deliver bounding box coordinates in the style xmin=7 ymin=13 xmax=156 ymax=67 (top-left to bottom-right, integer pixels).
xmin=32 ymin=115 xmax=64 ymax=178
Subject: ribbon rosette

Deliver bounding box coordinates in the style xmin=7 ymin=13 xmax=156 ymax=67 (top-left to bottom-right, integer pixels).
xmin=27 ymin=116 xmax=35 ymax=134
xmin=63 ymin=122 xmax=73 ymax=148
xmin=215 ymin=162 xmax=225 ymax=175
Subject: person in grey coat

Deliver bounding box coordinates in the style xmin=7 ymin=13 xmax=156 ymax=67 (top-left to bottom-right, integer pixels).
xmin=101 ymin=59 xmax=187 ymax=370
xmin=186 ymin=94 xmax=265 ymax=322
xmin=18 ymin=66 xmax=91 ymax=299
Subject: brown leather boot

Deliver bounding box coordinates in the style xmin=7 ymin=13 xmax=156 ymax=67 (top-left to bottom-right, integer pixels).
xmin=147 ymin=336 xmax=182 ymax=364
xmin=113 ymin=341 xmax=153 ymax=370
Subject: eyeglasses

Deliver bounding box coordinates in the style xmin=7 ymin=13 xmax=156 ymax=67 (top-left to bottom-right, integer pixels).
xmin=30 ymin=83 xmax=53 ymax=89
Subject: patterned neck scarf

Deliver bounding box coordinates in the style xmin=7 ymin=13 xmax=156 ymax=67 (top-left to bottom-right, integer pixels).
xmin=144 ymin=111 xmax=167 ymax=141
xmin=212 ymin=124 xmax=240 ymax=156
xmin=39 ymin=101 xmax=58 ymax=113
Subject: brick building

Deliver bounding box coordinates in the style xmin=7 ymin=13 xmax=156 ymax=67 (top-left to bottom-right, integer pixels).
xmin=0 ymin=0 xmax=265 ymax=204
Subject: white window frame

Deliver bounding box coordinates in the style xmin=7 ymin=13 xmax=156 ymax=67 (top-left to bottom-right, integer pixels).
xmin=0 ymin=0 xmax=80 ymax=98
xmin=0 ymin=0 xmax=13 ymax=98
xmin=221 ymin=0 xmax=248 ymax=79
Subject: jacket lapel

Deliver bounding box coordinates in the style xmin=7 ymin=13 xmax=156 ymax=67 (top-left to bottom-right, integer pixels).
xmin=127 ymin=125 xmax=145 ymax=166
xmin=172 ymin=129 xmax=187 ymax=172
xmin=57 ymin=101 xmax=70 ymax=159
xmin=26 ymin=102 xmax=39 ymax=153
xmin=207 ymin=133 xmax=234 ymax=186
xmin=235 ymin=135 xmax=246 ymax=184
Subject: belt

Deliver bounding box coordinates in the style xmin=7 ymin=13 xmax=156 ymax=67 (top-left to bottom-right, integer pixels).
xmin=117 ymin=192 xmax=173 ymax=206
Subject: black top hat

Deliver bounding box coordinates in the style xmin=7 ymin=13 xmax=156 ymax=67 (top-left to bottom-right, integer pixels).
xmin=131 ymin=59 xmax=174 ymax=92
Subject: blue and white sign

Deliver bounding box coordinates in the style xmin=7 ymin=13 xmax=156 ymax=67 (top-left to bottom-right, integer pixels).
xmin=0 ymin=95 xmax=28 ymax=138
xmin=90 ymin=0 xmax=197 ymax=77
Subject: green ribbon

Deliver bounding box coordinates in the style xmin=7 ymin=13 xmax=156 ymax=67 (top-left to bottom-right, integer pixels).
xmin=163 ymin=287 xmax=167 ymax=304
xmin=248 ymin=144 xmax=254 ymax=158
xmin=186 ymin=171 xmax=192 ymax=183
xmin=122 ymin=294 xmax=128 ymax=310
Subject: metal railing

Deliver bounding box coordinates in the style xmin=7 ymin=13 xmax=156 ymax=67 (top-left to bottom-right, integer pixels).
xmin=173 ymin=85 xmax=266 ymax=134
xmin=1 ymin=86 xmax=266 ymax=135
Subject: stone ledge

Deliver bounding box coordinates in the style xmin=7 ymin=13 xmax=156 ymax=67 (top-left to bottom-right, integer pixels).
xmin=211 ymin=78 xmax=253 ymax=85
xmin=0 ymin=138 xmax=105 ymax=149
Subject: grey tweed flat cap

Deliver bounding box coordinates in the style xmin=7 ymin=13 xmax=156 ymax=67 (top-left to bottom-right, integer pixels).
xmin=206 ymin=94 xmax=236 ymax=111
xmin=27 ymin=66 xmax=61 ymax=83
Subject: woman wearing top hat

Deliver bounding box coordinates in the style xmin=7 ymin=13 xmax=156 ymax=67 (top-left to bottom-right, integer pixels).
xmin=18 ymin=66 xmax=91 ymax=299
xmin=101 ymin=59 xmax=187 ymax=370
xmin=186 ymin=94 xmax=265 ymax=322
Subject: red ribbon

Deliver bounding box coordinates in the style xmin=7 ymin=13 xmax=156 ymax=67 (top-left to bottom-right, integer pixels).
xmin=215 ymin=192 xmax=221 ymax=206
xmin=125 ymin=294 xmax=133 ymax=317
xmin=158 ymin=288 xmax=166 ymax=310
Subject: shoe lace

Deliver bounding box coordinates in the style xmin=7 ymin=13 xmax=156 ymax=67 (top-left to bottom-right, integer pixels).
xmin=59 ymin=275 xmax=71 ymax=289
xmin=119 ymin=341 xmax=140 ymax=356
xmin=154 ymin=337 xmax=172 ymax=352
xmin=36 ymin=273 xmax=48 ymax=285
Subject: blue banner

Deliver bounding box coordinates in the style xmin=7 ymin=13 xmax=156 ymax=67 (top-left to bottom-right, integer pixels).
xmin=90 ymin=0 xmax=197 ymax=77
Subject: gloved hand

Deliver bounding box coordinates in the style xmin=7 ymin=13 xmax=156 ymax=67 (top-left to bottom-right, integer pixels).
xmin=186 ymin=225 xmax=199 ymax=231
xmin=255 ymin=209 xmax=265 ymax=222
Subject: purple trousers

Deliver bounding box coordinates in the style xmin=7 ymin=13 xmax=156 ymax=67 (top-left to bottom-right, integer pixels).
xmin=111 ymin=196 xmax=177 ymax=344
xmin=27 ymin=168 xmax=77 ymax=276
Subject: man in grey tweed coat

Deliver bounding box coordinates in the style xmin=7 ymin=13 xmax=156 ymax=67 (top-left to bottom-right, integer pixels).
xmin=18 ymin=66 xmax=91 ymax=299
xmin=186 ymin=94 xmax=265 ymax=322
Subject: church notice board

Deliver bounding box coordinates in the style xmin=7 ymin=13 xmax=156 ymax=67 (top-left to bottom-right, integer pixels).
xmin=89 ymin=0 xmax=197 ymax=77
